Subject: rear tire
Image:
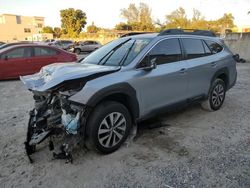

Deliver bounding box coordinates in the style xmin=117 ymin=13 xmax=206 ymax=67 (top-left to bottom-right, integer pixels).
xmin=85 ymin=101 xmax=132 ymax=154
xmin=201 ymin=78 xmax=226 ymax=111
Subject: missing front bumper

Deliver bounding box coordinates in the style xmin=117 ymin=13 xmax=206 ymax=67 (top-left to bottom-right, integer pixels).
xmin=24 ymin=99 xmax=89 ymax=163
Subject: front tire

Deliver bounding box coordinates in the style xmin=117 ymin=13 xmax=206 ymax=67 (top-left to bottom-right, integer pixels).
xmin=86 ymin=101 xmax=132 ymax=154
xmin=201 ymin=78 xmax=226 ymax=111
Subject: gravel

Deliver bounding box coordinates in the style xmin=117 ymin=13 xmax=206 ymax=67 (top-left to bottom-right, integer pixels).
xmin=0 ymin=63 xmax=249 ymax=188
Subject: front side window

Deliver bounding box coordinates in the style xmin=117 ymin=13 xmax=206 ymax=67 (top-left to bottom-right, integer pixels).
xmin=34 ymin=47 xmax=57 ymax=56
xmin=205 ymin=40 xmax=223 ymax=54
xmin=82 ymin=38 xmax=152 ymax=66
xmin=140 ymin=38 xmax=182 ymax=67
xmin=2 ymin=47 xmax=31 ymax=59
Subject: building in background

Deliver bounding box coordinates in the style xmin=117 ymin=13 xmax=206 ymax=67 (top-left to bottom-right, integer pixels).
xmin=0 ymin=14 xmax=53 ymax=42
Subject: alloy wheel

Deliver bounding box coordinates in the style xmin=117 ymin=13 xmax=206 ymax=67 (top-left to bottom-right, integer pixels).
xmin=211 ymin=84 xmax=225 ymax=107
xmin=98 ymin=112 xmax=127 ymax=148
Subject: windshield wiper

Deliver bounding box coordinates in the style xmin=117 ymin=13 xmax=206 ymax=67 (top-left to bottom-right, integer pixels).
xmin=98 ymin=39 xmax=131 ymax=65
xmin=119 ymin=40 xmax=136 ymax=66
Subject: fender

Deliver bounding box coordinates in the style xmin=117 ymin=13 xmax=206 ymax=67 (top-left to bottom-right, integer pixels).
xmin=210 ymin=67 xmax=229 ymax=89
xmin=86 ymin=82 xmax=140 ymax=119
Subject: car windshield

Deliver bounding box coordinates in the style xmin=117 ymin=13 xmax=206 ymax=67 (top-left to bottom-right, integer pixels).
xmin=81 ymin=37 xmax=152 ymax=66
xmin=0 ymin=44 xmax=10 ymax=50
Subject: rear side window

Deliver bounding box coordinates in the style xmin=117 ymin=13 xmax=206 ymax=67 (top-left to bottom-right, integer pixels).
xmin=62 ymin=40 xmax=73 ymax=44
xmin=84 ymin=41 xmax=92 ymax=45
xmin=204 ymin=40 xmax=223 ymax=54
xmin=2 ymin=47 xmax=32 ymax=59
xmin=34 ymin=47 xmax=58 ymax=56
xmin=182 ymin=38 xmax=205 ymax=59
xmin=148 ymin=38 xmax=182 ymax=65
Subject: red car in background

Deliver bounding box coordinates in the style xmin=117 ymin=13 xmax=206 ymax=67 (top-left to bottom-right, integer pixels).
xmin=0 ymin=44 xmax=77 ymax=80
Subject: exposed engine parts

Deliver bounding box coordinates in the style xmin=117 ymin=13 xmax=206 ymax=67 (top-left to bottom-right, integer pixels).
xmin=25 ymin=92 xmax=87 ymax=163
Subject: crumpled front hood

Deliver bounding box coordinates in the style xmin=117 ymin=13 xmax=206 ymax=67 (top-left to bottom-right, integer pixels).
xmin=20 ymin=62 xmax=120 ymax=92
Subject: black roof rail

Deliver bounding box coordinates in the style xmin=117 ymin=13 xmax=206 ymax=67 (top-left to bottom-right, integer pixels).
xmin=158 ymin=29 xmax=216 ymax=37
xmin=120 ymin=32 xmax=152 ymax=38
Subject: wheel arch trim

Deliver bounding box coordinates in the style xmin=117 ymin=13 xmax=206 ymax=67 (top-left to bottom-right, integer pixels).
xmin=211 ymin=67 xmax=229 ymax=90
xmin=86 ymin=82 xmax=140 ymax=120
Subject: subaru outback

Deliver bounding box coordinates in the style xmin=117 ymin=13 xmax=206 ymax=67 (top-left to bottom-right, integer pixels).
xmin=21 ymin=29 xmax=237 ymax=162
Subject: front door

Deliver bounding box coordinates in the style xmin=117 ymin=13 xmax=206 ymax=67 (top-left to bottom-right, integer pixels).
xmin=0 ymin=47 xmax=32 ymax=79
xmin=134 ymin=38 xmax=189 ymax=116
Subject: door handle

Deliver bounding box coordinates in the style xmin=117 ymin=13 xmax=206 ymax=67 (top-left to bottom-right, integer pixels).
xmin=179 ymin=68 xmax=187 ymax=74
xmin=211 ymin=62 xmax=217 ymax=67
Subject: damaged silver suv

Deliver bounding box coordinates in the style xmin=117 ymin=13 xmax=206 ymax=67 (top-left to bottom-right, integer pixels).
xmin=21 ymin=29 xmax=237 ymax=162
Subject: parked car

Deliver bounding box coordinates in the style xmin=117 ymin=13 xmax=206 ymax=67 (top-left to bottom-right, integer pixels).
xmin=73 ymin=40 xmax=102 ymax=54
xmin=49 ymin=40 xmax=74 ymax=50
xmin=21 ymin=29 xmax=237 ymax=162
xmin=0 ymin=42 xmax=5 ymax=46
xmin=0 ymin=44 xmax=77 ymax=80
xmin=38 ymin=39 xmax=56 ymax=45
xmin=0 ymin=41 xmax=33 ymax=50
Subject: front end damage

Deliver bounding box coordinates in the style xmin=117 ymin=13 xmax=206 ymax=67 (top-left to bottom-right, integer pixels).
xmin=21 ymin=63 xmax=120 ymax=163
xmin=25 ymin=90 xmax=90 ymax=163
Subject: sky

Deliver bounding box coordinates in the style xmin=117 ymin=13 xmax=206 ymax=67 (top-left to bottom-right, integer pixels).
xmin=0 ymin=0 xmax=249 ymax=28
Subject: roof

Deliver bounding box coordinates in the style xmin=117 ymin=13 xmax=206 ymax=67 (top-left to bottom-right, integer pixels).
xmin=121 ymin=33 xmax=158 ymax=39
xmin=158 ymin=29 xmax=216 ymax=37
xmin=0 ymin=43 xmax=61 ymax=53
xmin=0 ymin=13 xmax=44 ymax=18
xmin=120 ymin=29 xmax=217 ymax=40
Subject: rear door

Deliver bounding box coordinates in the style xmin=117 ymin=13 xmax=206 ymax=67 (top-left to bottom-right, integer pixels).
xmin=81 ymin=41 xmax=91 ymax=51
xmin=180 ymin=37 xmax=215 ymax=98
xmin=0 ymin=47 xmax=32 ymax=79
xmin=92 ymin=41 xmax=101 ymax=51
xmin=31 ymin=47 xmax=59 ymax=73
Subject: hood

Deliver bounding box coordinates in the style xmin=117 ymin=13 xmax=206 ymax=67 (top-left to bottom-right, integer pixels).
xmin=20 ymin=62 xmax=120 ymax=92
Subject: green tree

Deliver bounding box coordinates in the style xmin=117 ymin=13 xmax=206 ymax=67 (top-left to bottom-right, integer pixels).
xmin=87 ymin=22 xmax=100 ymax=33
xmin=138 ymin=3 xmax=155 ymax=31
xmin=217 ymin=13 xmax=235 ymax=29
xmin=115 ymin=22 xmax=132 ymax=30
xmin=53 ymin=27 xmax=61 ymax=38
xmin=42 ymin=26 xmax=54 ymax=34
xmin=165 ymin=7 xmax=190 ymax=29
xmin=120 ymin=3 xmax=155 ymax=31
xmin=60 ymin=8 xmax=87 ymax=38
xmin=190 ymin=9 xmax=208 ymax=29
xmin=120 ymin=4 xmax=139 ymax=23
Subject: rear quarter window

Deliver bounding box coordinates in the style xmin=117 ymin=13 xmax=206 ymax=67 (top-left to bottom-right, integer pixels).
xmin=204 ymin=40 xmax=223 ymax=54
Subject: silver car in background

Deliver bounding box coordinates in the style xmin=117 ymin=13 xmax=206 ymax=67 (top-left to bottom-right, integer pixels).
xmin=50 ymin=40 xmax=75 ymax=51
xmin=73 ymin=40 xmax=102 ymax=54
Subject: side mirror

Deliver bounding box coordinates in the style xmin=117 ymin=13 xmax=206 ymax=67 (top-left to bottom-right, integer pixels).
xmin=143 ymin=57 xmax=157 ymax=71
xmin=4 ymin=55 xmax=8 ymax=61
